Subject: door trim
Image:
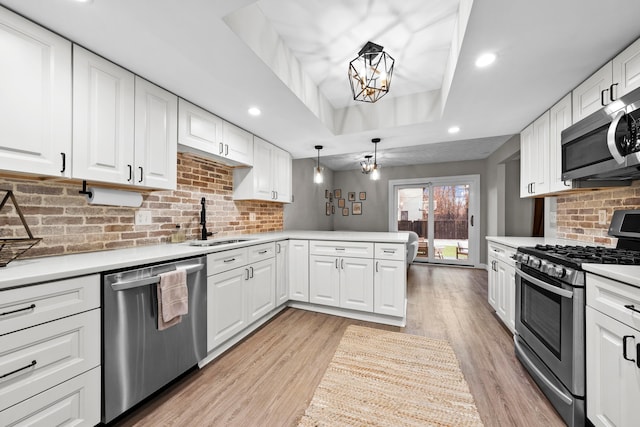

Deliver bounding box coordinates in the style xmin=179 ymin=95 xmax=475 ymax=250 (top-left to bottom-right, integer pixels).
xmin=388 ymin=175 xmax=480 ymax=266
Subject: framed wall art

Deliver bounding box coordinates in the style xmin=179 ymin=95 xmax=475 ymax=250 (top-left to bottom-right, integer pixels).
xmin=348 ymin=192 xmax=356 ymax=201
xmin=359 ymin=192 xmax=366 ymax=200
xmin=325 ymin=202 xmax=331 ymax=216
xmin=352 ymin=202 xmax=362 ymax=215
xmin=334 ymin=189 xmax=342 ymax=198
xmin=338 ymin=198 xmax=345 ymax=208
xmin=342 ymin=208 xmax=349 ymax=216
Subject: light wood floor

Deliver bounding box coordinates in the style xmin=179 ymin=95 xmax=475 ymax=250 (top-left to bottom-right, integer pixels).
xmin=112 ymin=264 xmax=565 ymax=427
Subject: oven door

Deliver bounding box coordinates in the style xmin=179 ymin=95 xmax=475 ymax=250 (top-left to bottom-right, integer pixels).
xmin=515 ymin=264 xmax=584 ymax=396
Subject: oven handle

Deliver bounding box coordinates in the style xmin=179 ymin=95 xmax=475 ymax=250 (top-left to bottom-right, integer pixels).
xmin=516 ymin=268 xmax=574 ymax=299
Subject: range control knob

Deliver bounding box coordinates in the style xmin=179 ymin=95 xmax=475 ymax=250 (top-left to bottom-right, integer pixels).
xmin=550 ymin=266 xmax=566 ymax=279
xmin=530 ymin=258 xmax=542 ymax=269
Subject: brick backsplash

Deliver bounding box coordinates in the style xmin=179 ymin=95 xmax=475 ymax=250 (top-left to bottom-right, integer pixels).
xmin=0 ymin=153 xmax=283 ymax=260
xmin=556 ymin=181 xmax=640 ymax=245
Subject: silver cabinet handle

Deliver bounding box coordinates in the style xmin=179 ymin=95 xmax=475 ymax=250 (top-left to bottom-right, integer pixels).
xmin=276 ymin=243 xmax=281 ymax=253
xmin=335 ymin=259 xmax=339 ymax=269
xmin=225 ymin=144 xmax=229 ymax=156
xmin=223 ymin=258 xmax=236 ymax=263
xmin=341 ymin=259 xmax=344 ymax=269
xmin=383 ymin=250 xmax=395 ymax=254
xmin=258 ymin=250 xmax=268 ymax=255
xmin=245 ymin=268 xmax=250 ymax=280
xmin=623 ymin=335 xmax=636 ymax=362
xmin=219 ymin=142 xmax=224 ymax=155
xmin=250 ymin=266 xmax=254 ymax=278
xmin=376 ymin=261 xmax=379 ymax=272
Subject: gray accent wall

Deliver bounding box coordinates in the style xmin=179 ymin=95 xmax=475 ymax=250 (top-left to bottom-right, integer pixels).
xmin=283 ymin=158 xmax=334 ymax=230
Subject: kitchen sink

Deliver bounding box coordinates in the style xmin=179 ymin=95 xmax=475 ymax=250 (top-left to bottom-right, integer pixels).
xmin=188 ymin=238 xmax=254 ymax=247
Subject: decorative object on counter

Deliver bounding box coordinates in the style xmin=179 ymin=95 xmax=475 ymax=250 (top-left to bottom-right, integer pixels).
xmin=359 ymin=192 xmax=366 ymax=200
xmin=343 ymin=208 xmax=349 ymax=216
xmin=338 ymin=198 xmax=345 ymax=208
xmin=348 ymin=41 xmax=394 ymax=103
xmin=79 ymin=180 xmax=143 ymax=207
xmin=334 ymin=189 xmax=341 ymax=198
xmin=360 ymin=138 xmax=381 ymax=180
xmin=313 ymin=145 xmax=324 ymax=184
xmin=348 ymin=192 xmax=356 ymax=201
xmin=171 ymin=225 xmax=186 ymax=243
xmin=352 ymin=202 xmax=362 ymax=215
xmin=0 ymin=190 xmax=41 ymax=267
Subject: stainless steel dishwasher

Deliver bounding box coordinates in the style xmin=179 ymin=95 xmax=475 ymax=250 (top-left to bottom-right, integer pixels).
xmin=102 ymin=256 xmax=207 ymax=424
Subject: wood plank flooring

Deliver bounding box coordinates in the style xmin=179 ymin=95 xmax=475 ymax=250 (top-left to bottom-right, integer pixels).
xmin=112 ymin=264 xmax=565 ymax=426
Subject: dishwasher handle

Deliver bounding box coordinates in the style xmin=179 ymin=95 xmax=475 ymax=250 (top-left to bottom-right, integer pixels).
xmin=110 ymin=263 xmax=204 ymax=291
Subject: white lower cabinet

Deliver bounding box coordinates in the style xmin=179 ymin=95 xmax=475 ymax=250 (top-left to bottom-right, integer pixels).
xmin=0 ymin=366 xmax=101 ymax=427
xmin=246 ymin=258 xmax=276 ymax=323
xmin=374 ymin=259 xmax=405 ymax=317
xmin=309 ymin=255 xmax=374 ymax=313
xmin=207 ymin=267 xmax=248 ymax=351
xmin=487 ymin=242 xmax=516 ymax=333
xmin=206 ymin=244 xmax=276 ymax=351
xmin=586 ymin=273 xmax=640 ymax=427
xmin=275 ymin=240 xmax=289 ymax=306
xmin=289 ymin=240 xmax=309 ymax=302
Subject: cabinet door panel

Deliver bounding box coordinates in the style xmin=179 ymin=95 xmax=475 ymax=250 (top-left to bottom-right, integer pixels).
xmin=252 ymin=137 xmax=273 ymax=199
xmin=309 ymin=255 xmax=340 ymax=307
xmin=572 ymin=62 xmax=613 ymax=122
xmin=548 ymin=94 xmax=573 ymax=193
xmin=247 ymin=258 xmax=276 ymax=322
xmin=613 ymin=38 xmax=640 ymax=97
xmin=134 ymin=77 xmax=177 ymax=190
xmin=207 ymin=268 xmax=247 ymax=351
xmin=272 ymin=146 xmax=292 ymax=202
xmin=586 ymin=307 xmax=640 ymax=427
xmin=222 ymin=121 xmax=253 ymax=166
xmin=520 ymin=123 xmax=534 ymax=197
xmin=73 ymin=46 xmax=135 ymax=184
xmin=289 ymin=240 xmax=309 ymax=302
xmin=0 ymin=8 xmax=71 ymax=177
xmin=373 ymin=259 xmax=405 ymax=317
xmin=276 ymin=241 xmax=289 ymax=305
xmin=177 ymin=98 xmax=223 ymax=155
xmin=341 ymin=257 xmax=373 ymax=312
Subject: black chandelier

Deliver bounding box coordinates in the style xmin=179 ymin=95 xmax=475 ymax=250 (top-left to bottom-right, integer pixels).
xmin=348 ymin=41 xmax=394 ymax=103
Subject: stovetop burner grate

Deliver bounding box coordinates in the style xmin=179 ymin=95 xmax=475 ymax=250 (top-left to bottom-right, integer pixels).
xmin=528 ymin=244 xmax=640 ymax=266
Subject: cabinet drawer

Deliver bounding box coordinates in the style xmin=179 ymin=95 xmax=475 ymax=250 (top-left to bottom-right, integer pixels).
xmin=0 ymin=366 xmax=100 ymax=426
xmin=0 ymin=275 xmax=100 ymax=336
xmin=207 ymin=248 xmax=248 ymax=276
xmin=248 ymin=242 xmax=276 ymax=263
xmin=309 ymin=240 xmax=373 ymax=258
xmin=587 ymin=273 xmax=640 ymax=331
xmin=374 ymin=243 xmax=405 ymax=261
xmin=0 ymin=309 xmax=100 ymax=411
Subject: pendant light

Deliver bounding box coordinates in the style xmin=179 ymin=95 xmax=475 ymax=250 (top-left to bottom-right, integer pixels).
xmin=371 ymin=138 xmax=381 ymax=180
xmin=313 ymin=145 xmax=324 ymax=184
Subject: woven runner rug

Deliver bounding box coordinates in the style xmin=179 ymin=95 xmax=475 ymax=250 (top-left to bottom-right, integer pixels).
xmin=298 ymin=325 xmax=484 ymax=427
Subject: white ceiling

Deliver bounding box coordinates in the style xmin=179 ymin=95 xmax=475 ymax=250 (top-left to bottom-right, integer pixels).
xmin=2 ymin=0 xmax=640 ymax=171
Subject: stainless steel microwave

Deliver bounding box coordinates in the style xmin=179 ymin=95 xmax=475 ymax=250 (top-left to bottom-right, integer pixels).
xmin=561 ymin=86 xmax=640 ymax=181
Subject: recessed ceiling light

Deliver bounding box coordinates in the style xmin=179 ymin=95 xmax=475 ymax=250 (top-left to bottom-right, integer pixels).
xmin=248 ymin=107 xmax=261 ymax=116
xmin=475 ymin=53 xmax=496 ymax=68
xmin=448 ymin=126 xmax=460 ymax=134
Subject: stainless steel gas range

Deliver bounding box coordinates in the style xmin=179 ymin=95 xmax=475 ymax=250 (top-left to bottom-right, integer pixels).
xmin=513 ymin=210 xmax=640 ymax=427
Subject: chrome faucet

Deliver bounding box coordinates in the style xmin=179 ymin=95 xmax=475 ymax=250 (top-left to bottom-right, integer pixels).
xmin=200 ymin=197 xmax=214 ymax=240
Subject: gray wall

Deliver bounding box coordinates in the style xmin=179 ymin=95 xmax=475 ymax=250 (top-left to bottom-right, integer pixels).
xmin=283 ymin=158 xmax=334 ymax=230
xmin=504 ymin=159 xmax=533 ymax=236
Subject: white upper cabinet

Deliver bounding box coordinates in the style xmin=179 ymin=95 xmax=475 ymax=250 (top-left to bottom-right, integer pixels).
xmin=134 ymin=77 xmax=177 ymax=190
xmin=520 ymin=111 xmax=550 ymax=196
xmin=548 ymin=94 xmax=573 ymax=193
xmin=178 ymin=98 xmax=253 ymax=167
xmin=572 ymin=62 xmax=613 ymax=123
xmin=0 ymin=7 xmax=71 ymax=178
xmin=612 ymin=37 xmax=640 ymax=98
xmin=73 ymin=47 xmax=176 ymax=189
xmin=222 ymin=121 xmax=254 ymax=166
xmin=72 ymin=45 xmax=135 ymax=185
xmin=233 ymin=136 xmax=292 ymax=203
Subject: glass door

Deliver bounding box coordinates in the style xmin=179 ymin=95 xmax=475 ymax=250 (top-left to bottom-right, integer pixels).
xmin=389 ymin=175 xmax=479 ymax=266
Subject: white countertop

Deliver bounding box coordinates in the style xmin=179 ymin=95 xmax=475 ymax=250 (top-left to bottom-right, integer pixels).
xmin=0 ymin=230 xmax=409 ymax=290
xmin=485 ymin=236 xmax=584 ymax=249
xmin=583 ymin=264 xmax=640 ymax=288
